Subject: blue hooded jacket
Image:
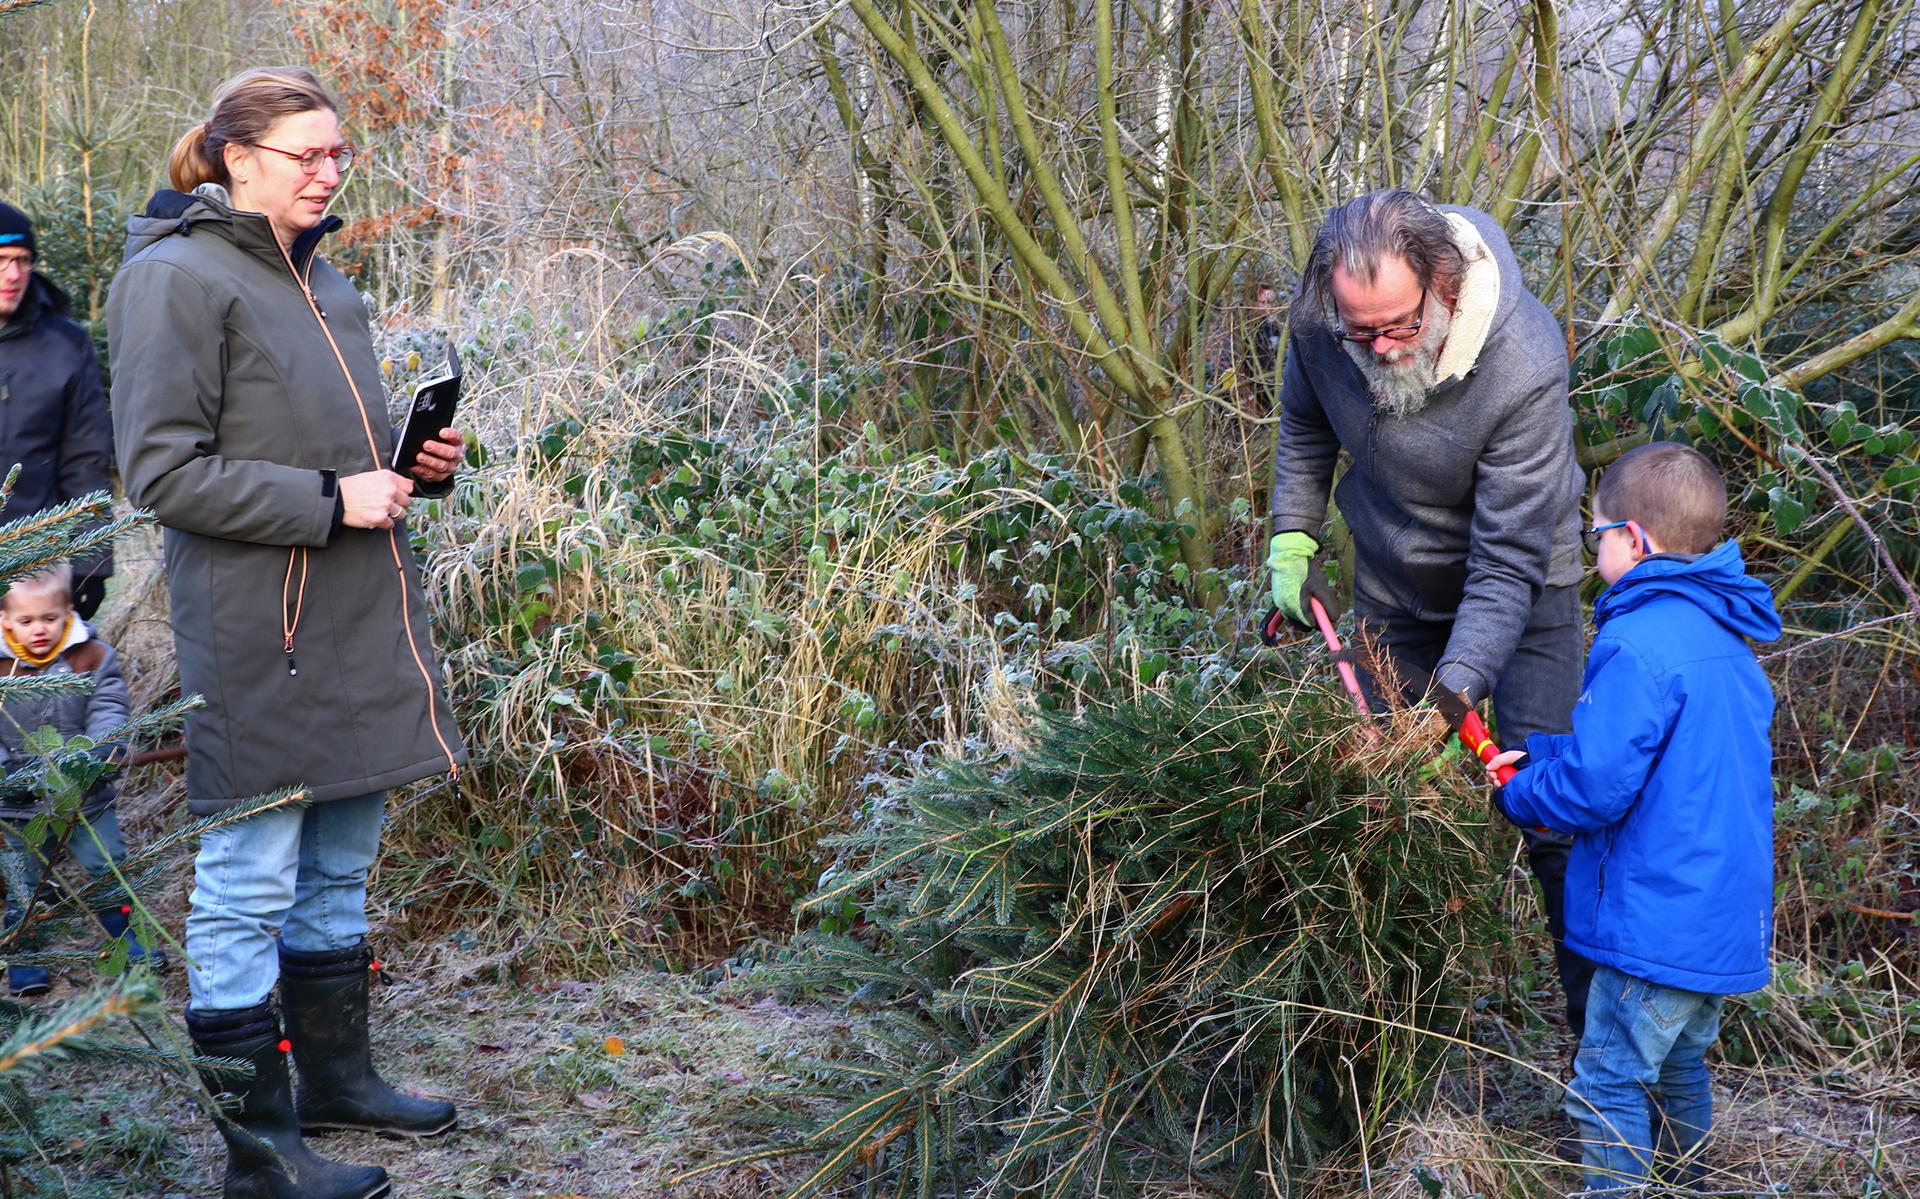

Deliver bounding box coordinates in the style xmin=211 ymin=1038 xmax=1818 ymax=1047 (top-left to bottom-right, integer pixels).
xmin=1498 ymin=540 xmax=1781 ymax=995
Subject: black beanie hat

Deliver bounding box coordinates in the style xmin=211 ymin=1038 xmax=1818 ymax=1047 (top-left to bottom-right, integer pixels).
xmin=0 ymin=203 xmax=34 ymax=259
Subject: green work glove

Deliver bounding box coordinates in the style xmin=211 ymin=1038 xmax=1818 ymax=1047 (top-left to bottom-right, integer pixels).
xmin=1265 ymin=531 xmax=1341 ymax=629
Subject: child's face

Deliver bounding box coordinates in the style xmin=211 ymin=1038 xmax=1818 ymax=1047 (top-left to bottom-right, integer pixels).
xmin=1 ymin=589 xmax=71 ymax=658
xmin=1591 ymin=506 xmax=1643 ymax=587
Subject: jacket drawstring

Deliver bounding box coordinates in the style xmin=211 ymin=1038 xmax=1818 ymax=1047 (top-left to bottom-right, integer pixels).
xmin=276 ymin=239 xmax=461 ymax=790
xmin=282 ymin=547 xmax=307 ymax=676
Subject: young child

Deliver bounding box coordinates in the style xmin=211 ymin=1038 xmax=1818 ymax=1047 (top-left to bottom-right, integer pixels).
xmin=0 ymin=564 xmax=160 ymax=995
xmin=1487 ymin=442 xmax=1780 ymax=1195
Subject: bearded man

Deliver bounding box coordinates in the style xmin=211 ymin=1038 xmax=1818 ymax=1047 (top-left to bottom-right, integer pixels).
xmin=1265 ymin=189 xmax=1591 ymax=1036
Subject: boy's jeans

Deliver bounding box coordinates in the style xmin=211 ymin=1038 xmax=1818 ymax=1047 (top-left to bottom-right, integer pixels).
xmin=1 ymin=809 xmax=129 ymax=927
xmin=1568 ymin=964 xmax=1722 ymax=1195
xmin=186 ymin=791 xmax=384 ymax=1011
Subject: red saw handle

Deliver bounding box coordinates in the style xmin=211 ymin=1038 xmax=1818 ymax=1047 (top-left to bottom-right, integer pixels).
xmin=1458 ymin=710 xmax=1516 ymax=784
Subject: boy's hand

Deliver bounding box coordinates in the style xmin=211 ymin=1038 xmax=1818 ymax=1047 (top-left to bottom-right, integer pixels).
xmin=1484 ymin=748 xmax=1525 ymax=788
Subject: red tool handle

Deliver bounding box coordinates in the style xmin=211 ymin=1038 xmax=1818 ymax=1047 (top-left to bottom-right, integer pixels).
xmin=1458 ymin=709 xmax=1516 ymax=784
xmin=1308 ymin=597 xmax=1371 ymax=721
xmin=1261 ymin=602 xmax=1377 ymax=739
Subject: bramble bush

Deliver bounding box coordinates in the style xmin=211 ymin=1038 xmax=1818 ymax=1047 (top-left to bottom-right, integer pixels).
xmin=382 ymin=307 xmax=1253 ymax=959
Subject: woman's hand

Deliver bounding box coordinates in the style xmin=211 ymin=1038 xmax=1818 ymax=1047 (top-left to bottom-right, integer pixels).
xmin=340 ymin=469 xmax=416 ymax=529
xmin=410 ymin=427 xmax=465 ymax=486
xmin=1484 ymin=748 xmax=1526 ymax=788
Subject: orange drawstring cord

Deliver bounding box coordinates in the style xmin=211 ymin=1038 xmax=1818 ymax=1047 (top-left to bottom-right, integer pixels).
xmin=277 ymin=238 xmax=461 ymax=788
xmin=282 ymin=546 xmax=307 ymax=675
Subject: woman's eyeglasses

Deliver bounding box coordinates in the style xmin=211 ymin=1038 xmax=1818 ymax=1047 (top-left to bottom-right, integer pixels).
xmin=255 ymin=143 xmax=356 ymax=175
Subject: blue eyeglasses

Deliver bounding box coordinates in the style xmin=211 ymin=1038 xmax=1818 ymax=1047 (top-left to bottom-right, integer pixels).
xmin=1582 ymin=519 xmax=1638 ymax=555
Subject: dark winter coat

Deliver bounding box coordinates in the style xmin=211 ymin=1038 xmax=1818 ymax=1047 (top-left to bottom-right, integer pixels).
xmin=107 ymin=185 xmax=466 ymax=816
xmin=0 ymin=273 xmax=114 ymax=582
xmin=1498 ymin=542 xmax=1781 ymax=995
xmin=0 ymin=619 xmax=130 ymax=822
xmin=1269 ymin=205 xmax=1582 ymax=701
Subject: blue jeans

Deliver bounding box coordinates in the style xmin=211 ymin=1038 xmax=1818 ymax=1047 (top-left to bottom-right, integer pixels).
xmin=1567 ymin=965 xmax=1721 ymax=1194
xmin=1353 ymin=583 xmax=1594 ymax=1036
xmin=1 ymin=808 xmax=129 ymax=928
xmin=185 ymin=792 xmax=385 ymax=1011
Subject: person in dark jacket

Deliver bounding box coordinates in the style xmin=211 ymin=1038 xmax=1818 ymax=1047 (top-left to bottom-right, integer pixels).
xmin=108 ymin=67 xmax=466 ymax=1199
xmin=1489 ymin=443 xmax=1780 ymax=1194
xmin=1265 ymin=189 xmax=1591 ymax=1034
xmin=0 ymin=564 xmax=157 ymax=996
xmin=0 ymin=203 xmax=114 ymax=618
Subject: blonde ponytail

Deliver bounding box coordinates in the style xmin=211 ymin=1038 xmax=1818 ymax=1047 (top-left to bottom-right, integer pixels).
xmin=167 ymin=122 xmax=221 ymax=191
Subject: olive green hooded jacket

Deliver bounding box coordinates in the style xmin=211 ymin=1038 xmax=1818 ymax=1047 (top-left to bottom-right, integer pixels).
xmin=107 ymin=185 xmax=466 ymax=815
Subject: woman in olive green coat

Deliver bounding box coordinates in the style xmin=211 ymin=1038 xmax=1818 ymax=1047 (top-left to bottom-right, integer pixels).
xmin=108 ymin=67 xmax=466 ymax=1199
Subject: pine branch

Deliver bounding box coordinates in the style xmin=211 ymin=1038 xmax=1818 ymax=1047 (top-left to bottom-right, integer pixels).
xmin=0 ymin=976 xmax=158 ymax=1079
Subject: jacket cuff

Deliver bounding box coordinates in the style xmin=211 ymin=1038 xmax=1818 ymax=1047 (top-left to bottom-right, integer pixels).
xmin=1495 ymin=767 xmax=1535 ymax=822
xmin=1435 ymin=662 xmax=1489 ymax=705
xmin=317 ymin=470 xmax=342 ymax=545
xmin=1269 ymin=514 xmax=1324 ymax=539
xmin=414 ymin=470 xmax=455 ymax=500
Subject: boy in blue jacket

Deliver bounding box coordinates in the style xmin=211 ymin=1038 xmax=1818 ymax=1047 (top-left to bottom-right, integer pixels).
xmin=1486 ymin=442 xmax=1780 ymax=1194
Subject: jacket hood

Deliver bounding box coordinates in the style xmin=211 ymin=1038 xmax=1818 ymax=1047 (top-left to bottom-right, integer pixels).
xmin=1431 ymin=205 xmax=1525 ymax=383
xmin=1596 ymin=539 xmax=1782 ymax=643
xmin=122 ymin=184 xmax=339 ymax=270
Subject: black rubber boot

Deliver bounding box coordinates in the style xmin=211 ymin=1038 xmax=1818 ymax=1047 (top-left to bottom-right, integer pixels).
xmin=186 ymin=1002 xmax=391 ymax=1199
xmin=6 ymin=963 xmax=50 ymax=996
xmin=279 ymin=942 xmax=456 ymax=1138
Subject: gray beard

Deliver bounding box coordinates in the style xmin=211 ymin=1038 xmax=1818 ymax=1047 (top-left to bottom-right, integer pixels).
xmin=1340 ymin=299 xmax=1453 ymax=417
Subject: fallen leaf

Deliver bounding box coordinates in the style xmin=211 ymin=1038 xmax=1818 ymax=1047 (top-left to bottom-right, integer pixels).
xmin=575 ymin=1090 xmax=615 ymax=1110
xmin=474 ymin=1042 xmax=509 ymax=1053
xmin=721 ymin=1069 xmax=748 ymax=1084
xmin=604 ymin=1035 xmax=625 ymax=1056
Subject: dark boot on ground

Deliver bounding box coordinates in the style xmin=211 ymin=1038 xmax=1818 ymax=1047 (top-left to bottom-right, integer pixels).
xmin=6 ymin=963 xmax=49 ymax=996
xmin=279 ymin=942 xmax=456 ymax=1138
xmin=96 ymin=904 xmax=168 ymax=970
xmin=186 ymin=1002 xmax=391 ymax=1199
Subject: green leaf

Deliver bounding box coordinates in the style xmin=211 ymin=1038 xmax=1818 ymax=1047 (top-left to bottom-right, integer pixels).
xmin=514 ymin=561 xmax=551 ymax=594
xmin=1700 ymin=334 xmax=1764 ymax=380
xmin=1881 ymin=464 xmax=1920 ymax=492
xmin=1768 ymin=487 xmax=1807 ymax=536
xmin=1605 ymin=323 xmax=1658 ymax=369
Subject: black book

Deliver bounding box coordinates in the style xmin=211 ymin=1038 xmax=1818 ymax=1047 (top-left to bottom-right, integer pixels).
xmin=391 ymin=343 xmax=461 ymax=476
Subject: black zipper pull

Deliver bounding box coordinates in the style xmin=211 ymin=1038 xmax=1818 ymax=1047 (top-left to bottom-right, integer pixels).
xmin=283 ymin=633 xmax=299 ymax=677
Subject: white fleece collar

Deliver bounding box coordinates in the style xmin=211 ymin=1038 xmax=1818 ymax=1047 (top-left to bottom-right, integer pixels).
xmin=1432 ymin=213 xmax=1500 ymax=384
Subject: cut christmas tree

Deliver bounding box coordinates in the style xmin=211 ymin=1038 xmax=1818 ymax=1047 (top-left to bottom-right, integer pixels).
xmin=716 ymin=675 xmax=1508 ymax=1197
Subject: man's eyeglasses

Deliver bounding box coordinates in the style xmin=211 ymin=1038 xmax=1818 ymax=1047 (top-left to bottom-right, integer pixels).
xmin=1335 ymin=287 xmax=1427 ymax=344
xmin=255 ymin=143 xmax=356 ymax=175
xmin=1582 ymin=519 xmax=1638 ymax=555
